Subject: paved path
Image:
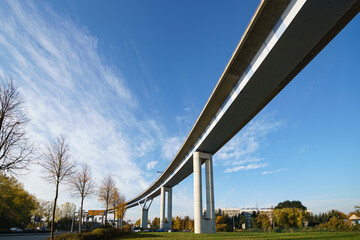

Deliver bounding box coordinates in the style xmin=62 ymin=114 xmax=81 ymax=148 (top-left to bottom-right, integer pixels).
xmin=0 ymin=232 xmax=69 ymax=240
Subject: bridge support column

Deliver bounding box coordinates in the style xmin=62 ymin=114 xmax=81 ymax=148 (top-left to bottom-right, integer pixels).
xmin=160 ymin=186 xmax=172 ymax=231
xmin=193 ymin=151 xmax=215 ymax=234
xmin=138 ymin=198 xmax=152 ymax=229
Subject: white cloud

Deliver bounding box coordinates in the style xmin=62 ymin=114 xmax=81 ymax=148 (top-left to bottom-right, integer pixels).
xmin=231 ymin=157 xmax=262 ymax=166
xmin=146 ymin=161 xmax=158 ymax=171
xmin=217 ymin=115 xmax=281 ymax=162
xmin=161 ymin=137 xmax=182 ymax=160
xmin=224 ymin=163 xmax=268 ymax=173
xmin=0 ymin=0 xmax=168 ymax=209
xmin=216 ymin=113 xmax=282 ymax=173
xmin=262 ymin=168 xmax=287 ymax=175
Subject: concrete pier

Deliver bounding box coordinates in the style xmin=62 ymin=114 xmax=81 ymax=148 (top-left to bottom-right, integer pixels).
xmin=193 ymin=152 xmax=215 ymax=233
xmin=160 ymin=186 xmax=172 ymax=231
xmin=138 ymin=198 xmax=152 ymax=229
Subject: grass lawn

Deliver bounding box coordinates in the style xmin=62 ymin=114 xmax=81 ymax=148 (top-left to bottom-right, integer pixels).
xmin=113 ymin=232 xmax=360 ymax=240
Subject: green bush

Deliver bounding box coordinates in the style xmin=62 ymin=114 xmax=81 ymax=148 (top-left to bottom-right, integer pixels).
xmin=50 ymin=227 xmax=130 ymax=240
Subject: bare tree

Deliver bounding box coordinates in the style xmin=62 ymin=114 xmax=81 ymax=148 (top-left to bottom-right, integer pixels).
xmin=98 ymin=174 xmax=115 ymax=226
xmin=40 ymin=136 xmax=75 ymax=240
xmin=69 ymin=162 xmax=96 ymax=233
xmin=0 ymin=77 xmax=34 ymax=174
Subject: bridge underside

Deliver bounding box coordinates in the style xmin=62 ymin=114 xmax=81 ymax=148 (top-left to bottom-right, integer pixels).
xmin=126 ymin=0 xmax=360 ymax=233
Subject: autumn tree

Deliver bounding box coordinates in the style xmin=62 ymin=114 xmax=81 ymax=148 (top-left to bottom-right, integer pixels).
xmin=251 ymin=211 xmax=261 ymax=228
xmin=70 ymin=162 xmax=96 ymax=233
xmin=0 ymin=172 xmax=37 ymax=229
xmin=273 ymin=208 xmax=305 ymax=228
xmin=256 ymin=213 xmax=271 ymax=231
xmin=98 ymin=174 xmax=116 ymax=226
xmin=116 ymin=195 xmax=126 ymax=228
xmin=0 ymin=77 xmax=34 ymax=174
xmin=32 ymin=199 xmax=52 ymax=227
xmin=57 ymin=202 xmax=76 ymax=230
xmin=173 ymin=216 xmax=185 ymax=231
xmin=40 ymin=136 xmax=75 ymax=240
xmin=355 ymin=204 xmax=360 ymax=216
xmin=111 ymin=187 xmax=126 ymax=228
xmin=58 ymin=202 xmax=76 ymax=219
xmin=317 ymin=210 xmax=349 ymax=231
xmin=152 ymin=217 xmax=160 ymax=229
xmin=183 ymin=216 xmax=194 ymax=232
xmin=215 ymin=215 xmax=227 ymax=232
xmin=135 ymin=219 xmax=141 ymax=227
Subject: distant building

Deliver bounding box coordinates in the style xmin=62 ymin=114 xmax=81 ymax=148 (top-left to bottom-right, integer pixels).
xmin=215 ymin=207 xmax=273 ymax=217
xmin=215 ymin=208 xmax=241 ymax=217
xmin=349 ymin=214 xmax=360 ymax=225
xmin=215 ymin=207 xmax=274 ymax=228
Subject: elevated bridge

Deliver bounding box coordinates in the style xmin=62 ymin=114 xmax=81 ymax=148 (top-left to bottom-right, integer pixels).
xmin=125 ymin=0 xmax=360 ymax=233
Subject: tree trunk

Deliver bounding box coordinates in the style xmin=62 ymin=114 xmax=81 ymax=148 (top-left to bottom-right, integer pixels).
xmin=51 ymin=180 xmax=59 ymax=240
xmin=114 ymin=208 xmax=116 ymax=228
xmin=79 ymin=197 xmax=84 ymax=233
xmin=105 ymin=203 xmax=108 ymax=226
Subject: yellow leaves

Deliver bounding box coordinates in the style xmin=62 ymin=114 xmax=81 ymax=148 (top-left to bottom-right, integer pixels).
xmin=216 ymin=215 xmax=227 ymax=224
xmin=256 ymin=213 xmax=271 ymax=229
xmin=112 ymin=187 xmax=126 ymax=220
xmin=173 ymin=216 xmax=183 ymax=230
xmin=0 ymin=172 xmax=37 ymax=227
xmin=273 ymin=208 xmax=306 ymax=228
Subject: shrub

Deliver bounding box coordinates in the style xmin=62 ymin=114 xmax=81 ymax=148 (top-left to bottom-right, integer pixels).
xmin=273 ymin=226 xmax=284 ymax=233
xmin=49 ymin=232 xmax=98 ymax=240
xmin=92 ymin=228 xmax=113 ymax=239
xmin=49 ymin=226 xmax=131 ymax=240
xmin=216 ymin=223 xmax=227 ymax=232
xmin=121 ymin=225 xmax=132 ymax=233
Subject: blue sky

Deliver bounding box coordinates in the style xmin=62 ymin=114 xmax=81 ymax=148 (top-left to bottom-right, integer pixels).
xmin=0 ymin=0 xmax=359 ymax=221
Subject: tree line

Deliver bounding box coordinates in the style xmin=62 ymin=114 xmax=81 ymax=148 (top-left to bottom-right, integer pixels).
xmin=0 ymin=77 xmax=126 ymax=239
xmin=1 ymin=76 xmax=359 ymax=236
xmin=215 ymin=200 xmax=360 ymax=232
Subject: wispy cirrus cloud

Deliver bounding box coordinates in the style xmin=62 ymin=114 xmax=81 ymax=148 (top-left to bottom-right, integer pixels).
xmin=224 ymin=162 xmax=268 ymax=173
xmin=262 ymin=168 xmax=287 ymax=175
xmin=216 ymin=113 xmax=282 ymax=173
xmin=231 ymin=157 xmax=262 ymax=166
xmin=161 ymin=137 xmax=183 ymax=160
xmin=0 ymin=0 xmax=169 ymax=209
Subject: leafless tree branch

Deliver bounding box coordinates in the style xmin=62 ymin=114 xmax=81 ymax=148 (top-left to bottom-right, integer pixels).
xmin=69 ymin=162 xmax=96 ymax=233
xmin=39 ymin=135 xmax=75 ymax=240
xmin=0 ymin=76 xmax=35 ymax=174
xmin=98 ymin=174 xmax=116 ymax=226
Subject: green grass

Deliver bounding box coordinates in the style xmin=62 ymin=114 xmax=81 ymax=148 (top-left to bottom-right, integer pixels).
xmin=112 ymin=232 xmax=360 ymax=240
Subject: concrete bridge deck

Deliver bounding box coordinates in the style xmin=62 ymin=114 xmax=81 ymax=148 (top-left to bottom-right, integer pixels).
xmin=125 ymin=0 xmax=360 ymax=233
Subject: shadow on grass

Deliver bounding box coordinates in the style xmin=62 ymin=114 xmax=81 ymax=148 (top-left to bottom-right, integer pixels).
xmin=235 ymin=232 xmax=359 ymax=240
xmin=113 ymin=232 xmax=360 ymax=240
xmin=116 ymin=233 xmax=166 ymax=239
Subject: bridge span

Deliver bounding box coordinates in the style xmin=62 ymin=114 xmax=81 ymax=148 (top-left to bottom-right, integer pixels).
xmin=125 ymin=0 xmax=360 ymax=233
